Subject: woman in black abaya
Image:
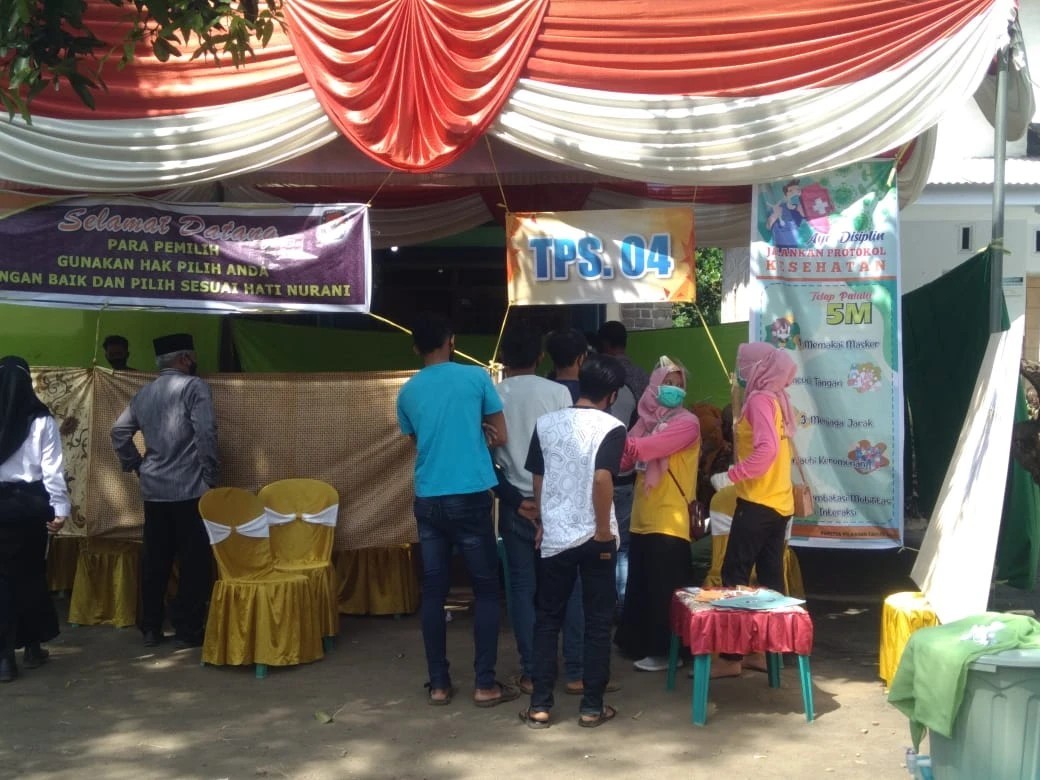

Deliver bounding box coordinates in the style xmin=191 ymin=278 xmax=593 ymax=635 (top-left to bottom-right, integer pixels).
xmin=0 ymin=356 xmax=69 ymax=682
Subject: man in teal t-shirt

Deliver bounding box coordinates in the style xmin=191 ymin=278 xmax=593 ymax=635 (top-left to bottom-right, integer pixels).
xmin=397 ymin=312 xmax=518 ymax=710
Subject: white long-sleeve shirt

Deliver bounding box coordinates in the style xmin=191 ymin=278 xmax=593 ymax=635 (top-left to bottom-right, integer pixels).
xmin=0 ymin=415 xmax=71 ymax=516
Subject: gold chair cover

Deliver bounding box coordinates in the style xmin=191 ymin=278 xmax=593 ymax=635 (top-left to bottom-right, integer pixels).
xmin=67 ymin=538 xmax=141 ymax=628
xmin=259 ymin=479 xmax=341 ymax=638
xmin=879 ymin=591 xmax=938 ymax=686
xmin=335 ymin=546 xmax=419 ymax=615
xmin=200 ymin=488 xmax=323 ymax=668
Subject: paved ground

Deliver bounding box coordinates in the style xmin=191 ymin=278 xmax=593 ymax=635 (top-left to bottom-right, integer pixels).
xmin=2 ymin=543 xmax=1036 ymax=780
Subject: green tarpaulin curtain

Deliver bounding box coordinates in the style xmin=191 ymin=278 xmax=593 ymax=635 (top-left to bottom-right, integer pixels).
xmin=902 ymin=247 xmax=1039 ymax=589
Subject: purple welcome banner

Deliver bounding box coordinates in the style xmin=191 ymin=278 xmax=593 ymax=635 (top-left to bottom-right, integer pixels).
xmin=0 ymin=194 xmax=371 ymax=313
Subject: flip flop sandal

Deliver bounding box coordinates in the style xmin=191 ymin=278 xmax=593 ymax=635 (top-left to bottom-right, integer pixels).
xmin=565 ymin=680 xmax=622 ymax=695
xmin=518 ymin=709 xmax=551 ymax=729
xmin=578 ymin=705 xmax=617 ymax=728
xmin=473 ymin=681 xmax=521 ymax=708
xmin=425 ymin=683 xmax=456 ymax=706
xmin=513 ymin=676 xmax=534 ymax=695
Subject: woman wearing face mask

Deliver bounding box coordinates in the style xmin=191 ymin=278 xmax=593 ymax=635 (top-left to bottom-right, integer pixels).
xmin=709 ymin=342 xmax=797 ymax=678
xmin=613 ymin=356 xmax=701 ymax=672
xmin=0 ymin=356 xmax=70 ymax=682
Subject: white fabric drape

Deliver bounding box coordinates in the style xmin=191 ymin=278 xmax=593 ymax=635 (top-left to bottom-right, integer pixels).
xmin=203 ymin=520 xmax=232 ymax=545
xmin=489 ymin=4 xmax=1010 ymax=186
xmin=0 ymin=91 xmax=337 ymax=191
xmin=202 ymin=513 xmax=271 ymax=544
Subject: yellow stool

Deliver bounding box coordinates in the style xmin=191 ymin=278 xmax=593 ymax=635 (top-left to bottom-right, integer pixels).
xmin=879 ymin=591 xmax=938 ymax=686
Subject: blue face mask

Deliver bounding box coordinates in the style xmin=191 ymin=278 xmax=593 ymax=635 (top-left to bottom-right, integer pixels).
xmin=657 ymin=384 xmax=686 ymax=408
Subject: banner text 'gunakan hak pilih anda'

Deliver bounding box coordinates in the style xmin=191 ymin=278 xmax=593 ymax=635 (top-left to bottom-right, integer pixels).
xmin=750 ymin=159 xmax=903 ymax=549
xmin=506 ymin=207 xmax=695 ymax=305
xmin=0 ymin=194 xmax=371 ymax=313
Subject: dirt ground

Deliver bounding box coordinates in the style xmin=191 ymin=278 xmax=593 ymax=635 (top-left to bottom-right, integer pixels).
xmin=0 ymin=592 xmax=922 ymax=780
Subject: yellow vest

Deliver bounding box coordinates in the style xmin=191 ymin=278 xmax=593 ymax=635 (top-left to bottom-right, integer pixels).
xmin=734 ymin=399 xmax=794 ymax=516
xmin=631 ymin=441 xmax=701 ymax=541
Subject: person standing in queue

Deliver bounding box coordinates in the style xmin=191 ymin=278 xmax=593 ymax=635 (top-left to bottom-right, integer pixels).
xmin=111 ymin=333 xmax=219 ymax=649
xmin=0 ymin=356 xmax=70 ymax=682
xmin=397 ymin=313 xmax=519 ymax=709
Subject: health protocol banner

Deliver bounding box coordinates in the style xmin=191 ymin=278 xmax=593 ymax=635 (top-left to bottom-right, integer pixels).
xmin=0 ymin=193 xmax=371 ymax=313
xmin=750 ymin=160 xmax=903 ymax=549
xmin=506 ymin=207 xmax=695 ymax=305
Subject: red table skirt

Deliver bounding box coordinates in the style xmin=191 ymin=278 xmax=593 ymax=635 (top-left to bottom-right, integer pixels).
xmin=670 ymin=590 xmax=814 ymax=656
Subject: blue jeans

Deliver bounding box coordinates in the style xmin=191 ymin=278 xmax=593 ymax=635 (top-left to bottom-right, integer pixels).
xmin=531 ymin=537 xmax=616 ymax=716
xmin=499 ymin=506 xmax=584 ymax=681
xmin=613 ymin=482 xmax=634 ymax=607
xmin=414 ymin=491 xmax=499 ymax=690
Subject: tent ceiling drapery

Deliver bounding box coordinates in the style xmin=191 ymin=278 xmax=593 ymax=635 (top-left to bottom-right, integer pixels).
xmin=0 ymin=0 xmax=1021 ymax=197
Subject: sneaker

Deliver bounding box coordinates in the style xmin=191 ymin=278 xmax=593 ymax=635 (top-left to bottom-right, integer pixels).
xmin=633 ymin=656 xmax=677 ymax=672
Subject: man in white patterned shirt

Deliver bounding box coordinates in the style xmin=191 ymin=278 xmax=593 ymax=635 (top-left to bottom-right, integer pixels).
xmin=111 ymin=333 xmax=219 ymax=649
xmin=521 ymin=353 xmax=626 ymax=729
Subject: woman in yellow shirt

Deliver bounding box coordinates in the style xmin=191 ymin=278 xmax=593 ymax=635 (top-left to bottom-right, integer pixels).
xmin=613 ymin=356 xmax=701 ymax=672
xmin=710 ymin=342 xmax=797 ymax=677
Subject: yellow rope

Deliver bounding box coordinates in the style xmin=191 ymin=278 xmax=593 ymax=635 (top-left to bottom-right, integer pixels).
xmin=91 ymin=306 xmax=106 ymax=367
xmin=693 ymin=301 xmax=731 ymax=382
xmin=366 ymin=312 xmax=488 ymax=368
xmin=484 ymin=135 xmax=510 ymax=217
xmin=490 ymin=304 xmax=511 ymax=371
xmin=364 ymin=170 xmax=395 ymax=208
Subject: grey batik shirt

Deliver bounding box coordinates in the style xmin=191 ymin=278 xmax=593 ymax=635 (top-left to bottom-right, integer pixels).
xmin=111 ymin=369 xmax=220 ymax=502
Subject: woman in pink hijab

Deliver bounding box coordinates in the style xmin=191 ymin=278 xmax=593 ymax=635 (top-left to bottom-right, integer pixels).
xmin=709 ymin=342 xmax=797 ymax=677
xmin=613 ymin=356 xmax=701 ymax=672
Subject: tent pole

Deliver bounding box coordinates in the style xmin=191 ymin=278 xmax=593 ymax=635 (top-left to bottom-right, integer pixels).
xmin=990 ymin=39 xmax=1010 ymax=334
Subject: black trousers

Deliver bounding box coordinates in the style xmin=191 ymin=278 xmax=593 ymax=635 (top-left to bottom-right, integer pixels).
xmin=720 ymin=498 xmax=789 ymax=593
xmin=140 ymin=499 xmax=213 ymax=639
xmin=0 ymin=480 xmax=58 ymax=654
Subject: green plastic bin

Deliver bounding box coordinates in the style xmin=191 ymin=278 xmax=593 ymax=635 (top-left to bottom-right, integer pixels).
xmin=929 ymin=648 xmax=1040 ymax=780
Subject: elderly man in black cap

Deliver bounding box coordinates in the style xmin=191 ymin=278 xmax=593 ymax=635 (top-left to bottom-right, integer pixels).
xmin=111 ymin=333 xmax=219 ymax=648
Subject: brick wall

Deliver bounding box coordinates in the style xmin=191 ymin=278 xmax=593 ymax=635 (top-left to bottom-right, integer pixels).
xmin=619 ymin=302 xmax=674 ymax=331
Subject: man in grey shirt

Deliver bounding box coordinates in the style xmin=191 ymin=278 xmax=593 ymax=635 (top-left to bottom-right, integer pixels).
xmin=111 ymin=333 xmax=219 ymax=648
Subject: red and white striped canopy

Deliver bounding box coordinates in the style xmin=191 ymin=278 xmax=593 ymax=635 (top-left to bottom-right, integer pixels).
xmin=0 ymin=0 xmax=1025 ymax=245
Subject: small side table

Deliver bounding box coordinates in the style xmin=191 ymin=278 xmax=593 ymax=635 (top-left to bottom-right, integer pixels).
xmin=667 ymin=589 xmax=815 ymax=726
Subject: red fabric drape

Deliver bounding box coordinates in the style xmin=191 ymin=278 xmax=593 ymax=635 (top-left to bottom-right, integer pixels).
xmin=525 ymin=0 xmax=995 ymax=95
xmin=29 ymin=3 xmax=307 ymax=118
xmin=285 ymin=0 xmax=551 ymax=171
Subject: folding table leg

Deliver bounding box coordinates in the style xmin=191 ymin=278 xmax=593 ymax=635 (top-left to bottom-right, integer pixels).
xmin=666 ymin=634 xmax=680 ymax=691
xmin=797 ymin=655 xmax=814 ymax=722
xmin=692 ymin=654 xmax=711 ymax=726
xmin=322 ymin=636 xmax=334 ymax=653
xmin=255 ymin=663 xmax=268 ymax=680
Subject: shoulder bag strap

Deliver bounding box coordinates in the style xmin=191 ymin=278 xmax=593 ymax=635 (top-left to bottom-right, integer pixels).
xmin=666 ymin=468 xmax=688 ymax=501
xmin=788 ymin=436 xmax=810 ymax=487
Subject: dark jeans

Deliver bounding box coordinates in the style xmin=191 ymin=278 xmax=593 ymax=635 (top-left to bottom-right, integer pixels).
xmin=141 ymin=498 xmax=213 ymax=640
xmin=720 ymin=498 xmax=789 ymax=593
xmin=499 ymin=506 xmax=584 ymax=681
xmin=531 ymin=537 xmax=616 ymax=717
xmin=613 ymin=482 xmax=635 ymax=608
xmin=414 ymin=491 xmax=499 ymax=690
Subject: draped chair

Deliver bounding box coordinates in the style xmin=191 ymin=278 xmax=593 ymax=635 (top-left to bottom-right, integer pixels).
xmin=258 ymin=479 xmax=341 ymax=650
xmin=199 ymin=487 xmax=324 ymax=678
